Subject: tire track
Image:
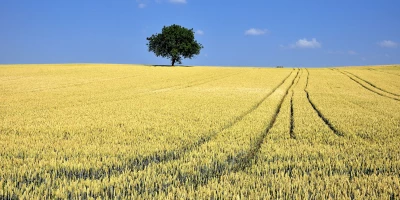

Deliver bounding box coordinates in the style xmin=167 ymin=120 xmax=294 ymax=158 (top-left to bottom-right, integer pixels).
xmin=149 ymin=70 xmax=244 ymax=93
xmin=343 ymin=70 xmax=400 ymax=97
xmin=6 ymin=69 xmax=236 ymax=96
xmin=33 ymin=70 xmax=296 ymax=182
xmin=234 ymin=69 xmax=300 ymax=171
xmin=368 ymin=67 xmax=400 ymax=77
xmin=30 ymin=70 xmax=245 ymax=112
xmin=334 ymin=69 xmax=400 ymax=102
xmin=165 ymin=69 xmax=300 ymax=191
xmin=80 ymin=70 xmax=246 ymax=106
xmin=290 ymin=69 xmax=302 ymax=139
xmin=289 ymin=92 xmax=296 ymax=139
xmin=26 ymin=75 xmax=140 ymax=93
xmin=305 ymin=69 xmax=344 ymax=137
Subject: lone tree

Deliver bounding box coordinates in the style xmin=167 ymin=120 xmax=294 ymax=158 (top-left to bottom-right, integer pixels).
xmin=146 ymin=24 xmax=203 ymax=66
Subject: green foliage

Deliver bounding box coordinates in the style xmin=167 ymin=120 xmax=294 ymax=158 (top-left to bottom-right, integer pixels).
xmin=146 ymin=24 xmax=203 ymax=66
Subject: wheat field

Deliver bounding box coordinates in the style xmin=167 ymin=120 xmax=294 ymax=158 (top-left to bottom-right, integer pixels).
xmin=1 ymin=64 xmax=399 ymax=199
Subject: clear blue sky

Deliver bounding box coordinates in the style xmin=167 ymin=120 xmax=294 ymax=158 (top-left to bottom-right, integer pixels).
xmin=1 ymin=0 xmax=399 ymax=67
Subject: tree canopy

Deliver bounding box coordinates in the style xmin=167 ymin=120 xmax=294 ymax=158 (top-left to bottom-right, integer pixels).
xmin=146 ymin=24 xmax=203 ymax=66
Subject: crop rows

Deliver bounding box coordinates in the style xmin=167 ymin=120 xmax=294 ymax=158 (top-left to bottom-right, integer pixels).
xmin=1 ymin=64 xmax=399 ymax=199
xmin=188 ymin=68 xmax=399 ymax=199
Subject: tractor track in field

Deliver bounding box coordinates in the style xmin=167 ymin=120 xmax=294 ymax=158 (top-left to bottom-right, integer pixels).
xmin=334 ymin=69 xmax=400 ymax=102
xmin=234 ymin=69 xmax=300 ymax=171
xmin=289 ymin=92 xmax=296 ymax=139
xmin=75 ymin=70 xmax=244 ymax=103
xmin=367 ymin=68 xmax=400 ymax=77
xmin=148 ymin=71 xmax=244 ymax=93
xmin=305 ymin=69 xmax=344 ymax=137
xmin=5 ymin=67 xmax=225 ymax=94
xmin=5 ymin=75 xmax=140 ymax=94
xmin=26 ymin=70 xmax=296 ymax=183
xmin=233 ymin=68 xmax=301 ymax=172
xmin=31 ymin=70 xmax=245 ymax=112
xmin=289 ymin=69 xmax=302 ymax=139
xmin=82 ymin=70 xmax=246 ymax=107
xmin=27 ymin=75 xmax=141 ymax=93
xmin=342 ymin=70 xmax=400 ymax=97
xmin=155 ymin=69 xmax=301 ymax=192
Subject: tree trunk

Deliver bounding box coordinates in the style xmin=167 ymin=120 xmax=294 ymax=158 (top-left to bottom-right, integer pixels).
xmin=171 ymin=59 xmax=175 ymax=66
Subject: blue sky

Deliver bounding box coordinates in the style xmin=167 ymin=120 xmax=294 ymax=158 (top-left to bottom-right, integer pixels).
xmin=0 ymin=0 xmax=399 ymax=67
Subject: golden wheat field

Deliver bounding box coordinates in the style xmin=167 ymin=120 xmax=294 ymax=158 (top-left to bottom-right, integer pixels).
xmin=0 ymin=64 xmax=399 ymax=199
